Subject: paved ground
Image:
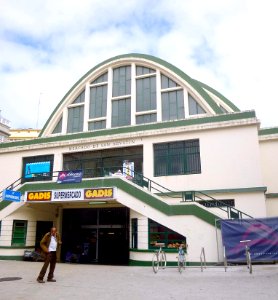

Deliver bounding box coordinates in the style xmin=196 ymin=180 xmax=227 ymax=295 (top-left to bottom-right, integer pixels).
xmin=0 ymin=260 xmax=278 ymax=300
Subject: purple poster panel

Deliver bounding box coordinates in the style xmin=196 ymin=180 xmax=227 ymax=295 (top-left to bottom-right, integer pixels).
xmin=57 ymin=170 xmax=83 ymax=184
xmin=221 ymin=217 xmax=278 ymax=261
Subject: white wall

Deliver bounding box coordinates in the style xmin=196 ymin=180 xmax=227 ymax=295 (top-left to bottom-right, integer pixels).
xmin=143 ymin=124 xmax=263 ymax=192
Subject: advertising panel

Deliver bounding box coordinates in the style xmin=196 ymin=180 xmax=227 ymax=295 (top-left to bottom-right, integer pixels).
xmin=52 ymin=189 xmax=84 ymax=201
xmin=2 ymin=189 xmax=21 ymax=202
xmin=84 ymin=188 xmax=115 ymax=200
xmin=221 ymin=217 xmax=278 ymax=261
xmin=57 ymin=170 xmax=83 ymax=184
xmin=24 ymin=161 xmax=51 ymax=178
xmin=26 ymin=191 xmax=52 ymax=202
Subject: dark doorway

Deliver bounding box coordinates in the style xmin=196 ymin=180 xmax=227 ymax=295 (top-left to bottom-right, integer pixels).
xmin=35 ymin=221 xmax=53 ymax=248
xmin=61 ymin=207 xmax=129 ymax=265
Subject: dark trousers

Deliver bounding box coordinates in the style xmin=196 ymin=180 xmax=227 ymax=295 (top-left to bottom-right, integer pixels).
xmin=38 ymin=251 xmax=57 ymax=280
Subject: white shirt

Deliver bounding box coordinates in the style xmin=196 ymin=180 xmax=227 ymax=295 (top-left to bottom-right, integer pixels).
xmin=48 ymin=235 xmax=57 ymax=252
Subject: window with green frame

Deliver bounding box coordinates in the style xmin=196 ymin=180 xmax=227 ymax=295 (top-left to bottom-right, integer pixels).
xmin=149 ymin=219 xmax=186 ymax=249
xmin=12 ymin=220 xmax=27 ymax=246
xmin=0 ymin=220 xmax=2 ymax=236
xmin=154 ymin=139 xmax=201 ymax=176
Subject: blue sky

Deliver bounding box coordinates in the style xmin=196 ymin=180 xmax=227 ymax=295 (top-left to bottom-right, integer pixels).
xmin=0 ymin=0 xmax=277 ymax=128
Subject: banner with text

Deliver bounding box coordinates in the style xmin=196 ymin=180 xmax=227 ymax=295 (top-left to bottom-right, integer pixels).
xmin=57 ymin=170 xmax=83 ymax=184
xmin=221 ymin=217 xmax=278 ymax=262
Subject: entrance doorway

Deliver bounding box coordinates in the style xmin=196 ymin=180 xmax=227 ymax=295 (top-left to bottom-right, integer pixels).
xmin=61 ymin=207 xmax=129 ymax=265
xmin=35 ymin=221 xmax=53 ymax=249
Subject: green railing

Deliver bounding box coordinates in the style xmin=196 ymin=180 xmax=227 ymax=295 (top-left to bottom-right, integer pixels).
xmin=0 ymin=168 xmax=253 ymax=219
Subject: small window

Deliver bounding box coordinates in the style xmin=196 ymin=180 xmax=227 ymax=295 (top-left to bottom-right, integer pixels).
xmin=67 ymin=106 xmax=84 ymax=133
xmin=136 ymin=76 xmax=156 ymax=112
xmin=136 ymin=66 xmax=155 ymax=76
xmin=131 ymin=218 xmax=138 ymax=249
xmin=136 ymin=113 xmax=156 ymax=124
xmin=88 ymin=120 xmax=106 ymax=130
xmin=12 ymin=220 xmax=27 ymax=246
xmin=162 ymin=90 xmax=184 ymax=121
xmin=112 ymin=66 xmax=131 ymax=97
xmin=154 ymin=139 xmax=201 ymax=176
xmin=188 ymin=94 xmax=206 ymax=115
xmin=52 ymin=117 xmax=62 ymax=134
xmin=111 ymin=98 xmax=131 ymax=127
xmin=161 ymin=74 xmax=179 ymax=89
xmin=91 ymin=72 xmax=108 ymax=84
xmin=72 ymin=90 xmax=85 ymax=104
xmin=149 ymin=219 xmax=186 ymax=249
xmin=90 ymin=85 xmax=107 ymax=118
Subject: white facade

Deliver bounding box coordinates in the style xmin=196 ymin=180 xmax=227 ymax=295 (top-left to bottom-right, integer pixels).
xmin=0 ymin=54 xmax=277 ymax=265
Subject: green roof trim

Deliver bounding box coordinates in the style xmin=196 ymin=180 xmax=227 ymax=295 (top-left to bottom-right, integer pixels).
xmin=39 ymin=53 xmax=233 ymax=137
xmin=0 ymin=110 xmax=256 ymax=150
xmin=259 ymin=127 xmax=278 ymax=136
xmin=18 ymin=178 xmax=219 ymax=226
xmin=195 ymin=80 xmax=240 ymax=112
xmin=266 ymin=193 xmax=278 ymax=198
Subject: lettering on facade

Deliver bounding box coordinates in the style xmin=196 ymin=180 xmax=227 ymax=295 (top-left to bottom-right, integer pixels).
xmin=53 ymin=190 xmax=82 ymax=200
xmin=84 ymin=188 xmax=114 ymax=200
xmin=26 ymin=191 xmax=52 ymax=201
xmin=68 ymin=138 xmax=142 ymax=152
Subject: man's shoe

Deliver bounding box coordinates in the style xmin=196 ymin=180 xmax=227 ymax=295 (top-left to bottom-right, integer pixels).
xmin=37 ymin=278 xmax=45 ymax=283
xmin=47 ymin=278 xmax=56 ymax=282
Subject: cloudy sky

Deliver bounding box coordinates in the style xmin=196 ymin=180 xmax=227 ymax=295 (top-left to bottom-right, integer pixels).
xmin=0 ymin=0 xmax=277 ymax=129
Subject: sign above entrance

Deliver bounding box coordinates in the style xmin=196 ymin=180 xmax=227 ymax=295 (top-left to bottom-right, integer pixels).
xmin=52 ymin=189 xmax=84 ymax=201
xmin=25 ymin=187 xmax=117 ymax=202
xmin=84 ymin=188 xmax=116 ymax=200
xmin=26 ymin=191 xmax=52 ymax=202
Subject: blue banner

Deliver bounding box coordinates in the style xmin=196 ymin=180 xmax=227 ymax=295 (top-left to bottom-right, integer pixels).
xmin=221 ymin=218 xmax=278 ymax=262
xmin=2 ymin=189 xmax=21 ymax=202
xmin=57 ymin=170 xmax=83 ymax=184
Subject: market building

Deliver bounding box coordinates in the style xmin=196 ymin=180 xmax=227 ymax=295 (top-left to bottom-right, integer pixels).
xmin=0 ymin=53 xmax=278 ymax=265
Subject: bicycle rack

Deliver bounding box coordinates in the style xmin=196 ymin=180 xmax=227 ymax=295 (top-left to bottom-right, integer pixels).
xmin=200 ymin=247 xmax=206 ymax=272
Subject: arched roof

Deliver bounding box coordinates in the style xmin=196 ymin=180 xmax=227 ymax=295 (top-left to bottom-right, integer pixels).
xmin=40 ymin=53 xmax=240 ymax=137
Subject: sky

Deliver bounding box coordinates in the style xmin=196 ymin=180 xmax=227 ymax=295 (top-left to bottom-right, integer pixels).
xmin=0 ymin=0 xmax=277 ymax=129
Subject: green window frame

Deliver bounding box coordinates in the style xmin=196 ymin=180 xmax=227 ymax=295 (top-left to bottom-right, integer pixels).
xmin=154 ymin=139 xmax=201 ymax=176
xmin=161 ymin=90 xmax=184 ymax=121
xmin=111 ymin=98 xmax=131 ymax=127
xmin=12 ymin=220 xmax=27 ymax=246
xmin=90 ymin=85 xmax=107 ymax=118
xmin=149 ymin=219 xmax=186 ymax=249
xmin=67 ymin=106 xmax=84 ymax=133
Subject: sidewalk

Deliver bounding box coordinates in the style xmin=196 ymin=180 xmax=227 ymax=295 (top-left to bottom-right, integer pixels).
xmin=0 ymin=260 xmax=278 ymax=300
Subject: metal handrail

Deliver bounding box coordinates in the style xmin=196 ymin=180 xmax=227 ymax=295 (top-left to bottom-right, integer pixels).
xmin=0 ymin=168 xmax=254 ymax=220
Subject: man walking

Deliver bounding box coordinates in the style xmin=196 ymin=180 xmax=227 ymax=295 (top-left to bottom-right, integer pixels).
xmin=37 ymin=227 xmax=62 ymax=283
